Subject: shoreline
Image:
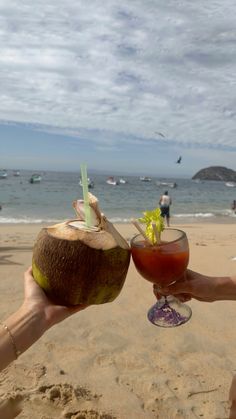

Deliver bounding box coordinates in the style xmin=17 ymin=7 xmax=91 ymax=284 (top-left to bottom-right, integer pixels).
xmin=0 ymin=214 xmax=235 ymax=226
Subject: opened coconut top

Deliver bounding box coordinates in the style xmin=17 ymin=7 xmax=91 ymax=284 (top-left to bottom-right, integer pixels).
xmin=45 ymin=193 xmax=129 ymax=251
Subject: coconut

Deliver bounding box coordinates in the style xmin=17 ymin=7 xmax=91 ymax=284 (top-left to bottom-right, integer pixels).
xmin=32 ymin=193 xmax=130 ymax=305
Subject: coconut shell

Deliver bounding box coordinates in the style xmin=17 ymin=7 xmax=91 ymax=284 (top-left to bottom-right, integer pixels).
xmin=32 ymin=220 xmax=130 ymax=305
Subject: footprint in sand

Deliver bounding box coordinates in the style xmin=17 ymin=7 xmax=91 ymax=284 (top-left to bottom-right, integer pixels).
xmin=0 ymin=362 xmax=47 ymax=391
xmin=62 ymin=410 xmax=117 ymax=418
xmin=21 ymin=383 xmax=116 ymax=419
xmin=37 ymin=383 xmax=96 ymax=405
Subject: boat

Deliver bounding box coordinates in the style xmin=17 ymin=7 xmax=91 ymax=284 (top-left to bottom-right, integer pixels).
xmin=119 ymin=178 xmax=127 ymax=184
xmin=140 ymin=176 xmax=152 ymax=182
xmin=156 ymin=181 xmax=177 ymax=188
xmin=225 ymin=182 xmax=236 ymax=188
xmin=13 ymin=170 xmax=20 ymax=176
xmin=79 ymin=178 xmax=94 ymax=189
xmin=106 ymin=176 xmax=119 ymax=185
xmin=29 ymin=174 xmax=42 ymax=183
xmin=0 ymin=169 xmax=8 ymax=179
xmin=193 ymin=179 xmax=203 ymax=184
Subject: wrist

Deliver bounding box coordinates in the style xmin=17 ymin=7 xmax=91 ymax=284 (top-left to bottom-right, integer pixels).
xmin=5 ymin=304 xmax=46 ymax=356
xmin=216 ymin=276 xmax=236 ymax=300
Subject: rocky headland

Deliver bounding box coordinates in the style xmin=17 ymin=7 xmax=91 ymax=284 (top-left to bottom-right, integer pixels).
xmin=192 ymin=166 xmax=236 ymax=181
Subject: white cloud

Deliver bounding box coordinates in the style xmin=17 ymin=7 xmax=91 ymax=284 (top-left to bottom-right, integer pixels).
xmin=0 ymin=0 xmax=236 ymax=151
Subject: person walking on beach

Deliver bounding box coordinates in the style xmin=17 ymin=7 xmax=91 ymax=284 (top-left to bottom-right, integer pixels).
xmin=231 ymin=200 xmax=236 ymax=214
xmin=159 ymin=190 xmax=172 ymax=227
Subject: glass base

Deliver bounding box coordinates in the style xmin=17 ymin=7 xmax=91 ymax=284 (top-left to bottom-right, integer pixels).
xmin=147 ymin=296 xmax=192 ymax=328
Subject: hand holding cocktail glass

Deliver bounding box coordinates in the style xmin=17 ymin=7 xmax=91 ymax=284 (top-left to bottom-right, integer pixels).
xmin=131 ymin=209 xmax=192 ymax=327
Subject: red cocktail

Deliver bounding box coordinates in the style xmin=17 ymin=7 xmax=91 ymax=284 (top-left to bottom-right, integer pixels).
xmin=131 ymin=228 xmax=192 ymax=327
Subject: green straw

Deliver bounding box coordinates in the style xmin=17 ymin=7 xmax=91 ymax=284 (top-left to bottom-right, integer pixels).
xmin=80 ymin=163 xmax=91 ymax=227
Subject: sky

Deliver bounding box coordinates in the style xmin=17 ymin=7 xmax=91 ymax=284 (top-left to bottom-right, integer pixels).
xmin=0 ymin=0 xmax=236 ymax=178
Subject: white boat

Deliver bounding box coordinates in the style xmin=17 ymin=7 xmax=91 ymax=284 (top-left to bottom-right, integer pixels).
xmin=193 ymin=179 xmax=203 ymax=184
xmin=119 ymin=178 xmax=127 ymax=184
xmin=13 ymin=170 xmax=20 ymax=176
xmin=156 ymin=181 xmax=177 ymax=188
xmin=29 ymin=174 xmax=42 ymax=183
xmin=140 ymin=176 xmax=151 ymax=182
xmin=0 ymin=169 xmax=8 ymax=179
xmin=225 ymin=182 xmax=236 ymax=188
xmin=106 ymin=176 xmax=119 ymax=185
xmin=79 ymin=178 xmax=94 ymax=189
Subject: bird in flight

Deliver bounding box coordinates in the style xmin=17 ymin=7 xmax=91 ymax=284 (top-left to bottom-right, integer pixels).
xmin=155 ymin=131 xmax=165 ymax=138
xmin=176 ymin=156 xmax=182 ymax=164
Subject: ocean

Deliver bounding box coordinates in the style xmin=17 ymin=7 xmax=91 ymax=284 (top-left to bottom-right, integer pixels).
xmin=0 ymin=169 xmax=235 ymax=224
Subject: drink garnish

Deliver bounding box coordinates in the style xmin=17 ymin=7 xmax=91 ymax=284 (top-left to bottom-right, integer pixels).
xmin=131 ymin=219 xmax=151 ymax=244
xmin=138 ymin=208 xmax=164 ymax=244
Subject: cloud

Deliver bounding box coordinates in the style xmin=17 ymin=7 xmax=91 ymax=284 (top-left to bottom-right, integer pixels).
xmin=0 ymin=0 xmax=236 ymax=152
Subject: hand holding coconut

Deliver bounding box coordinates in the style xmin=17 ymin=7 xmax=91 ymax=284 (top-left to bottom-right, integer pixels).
xmin=23 ymin=267 xmax=88 ymax=329
xmin=32 ymin=192 xmax=130 ymax=306
xmin=0 ymin=267 xmax=87 ymax=374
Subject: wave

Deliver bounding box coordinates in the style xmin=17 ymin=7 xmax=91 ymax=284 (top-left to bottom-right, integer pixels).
xmin=109 ymin=217 xmax=132 ymax=224
xmin=173 ymin=209 xmax=236 ymax=218
xmin=0 ymin=217 xmax=61 ymax=224
xmin=0 ymin=210 xmax=235 ymax=224
xmin=174 ymin=213 xmax=215 ymax=218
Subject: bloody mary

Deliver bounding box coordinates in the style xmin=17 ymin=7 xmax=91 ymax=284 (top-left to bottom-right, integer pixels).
xmin=130 ymin=228 xmax=192 ymax=327
xmin=131 ymin=239 xmax=189 ymax=286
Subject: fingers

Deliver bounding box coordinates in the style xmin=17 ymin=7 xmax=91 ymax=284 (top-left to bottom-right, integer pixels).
xmin=176 ymin=293 xmax=192 ymax=302
xmin=153 ymin=284 xmax=192 ymax=303
xmin=25 ymin=266 xmax=33 ymax=276
xmin=23 ymin=266 xmax=47 ymax=302
xmin=153 ymin=284 xmax=163 ymax=299
xmin=24 ymin=266 xmax=34 ymax=286
xmin=66 ymin=304 xmax=89 ymax=314
xmin=162 ymin=279 xmax=192 ymax=295
xmin=153 ymin=282 xmax=190 ymax=296
xmin=48 ymin=304 xmax=89 ymax=327
xmin=24 ymin=266 xmax=34 ymax=291
xmin=24 ymin=266 xmax=37 ymax=288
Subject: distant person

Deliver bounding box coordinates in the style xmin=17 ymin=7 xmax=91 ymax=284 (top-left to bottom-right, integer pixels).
xmin=231 ymin=200 xmax=236 ymax=214
xmin=159 ymin=190 xmax=172 ymax=227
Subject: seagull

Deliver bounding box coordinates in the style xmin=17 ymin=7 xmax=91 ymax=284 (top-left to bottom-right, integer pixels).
xmin=155 ymin=131 xmax=165 ymax=138
xmin=176 ymin=156 xmax=182 ymax=164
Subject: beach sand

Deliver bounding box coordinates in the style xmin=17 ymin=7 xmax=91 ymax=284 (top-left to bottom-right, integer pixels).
xmin=0 ymin=222 xmax=236 ymax=418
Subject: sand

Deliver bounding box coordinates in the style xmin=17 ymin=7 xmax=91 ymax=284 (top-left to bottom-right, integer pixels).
xmin=0 ymin=222 xmax=236 ymax=418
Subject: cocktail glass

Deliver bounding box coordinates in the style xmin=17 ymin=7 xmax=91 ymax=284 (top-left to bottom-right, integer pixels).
xmin=131 ymin=228 xmax=192 ymax=327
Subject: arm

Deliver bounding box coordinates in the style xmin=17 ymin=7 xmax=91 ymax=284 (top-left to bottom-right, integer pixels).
xmin=153 ymin=269 xmax=236 ymax=302
xmin=0 ymin=267 xmax=88 ymax=373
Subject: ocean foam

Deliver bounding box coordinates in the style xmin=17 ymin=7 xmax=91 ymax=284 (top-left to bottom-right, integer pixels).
xmin=0 ymin=217 xmax=60 ymax=224
xmin=173 ymin=213 xmax=215 ymax=218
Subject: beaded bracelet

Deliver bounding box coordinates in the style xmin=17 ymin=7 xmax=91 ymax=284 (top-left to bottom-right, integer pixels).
xmin=0 ymin=322 xmax=21 ymax=359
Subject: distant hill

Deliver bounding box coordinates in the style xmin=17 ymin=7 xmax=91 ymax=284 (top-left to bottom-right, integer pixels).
xmin=192 ymin=166 xmax=236 ymax=181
